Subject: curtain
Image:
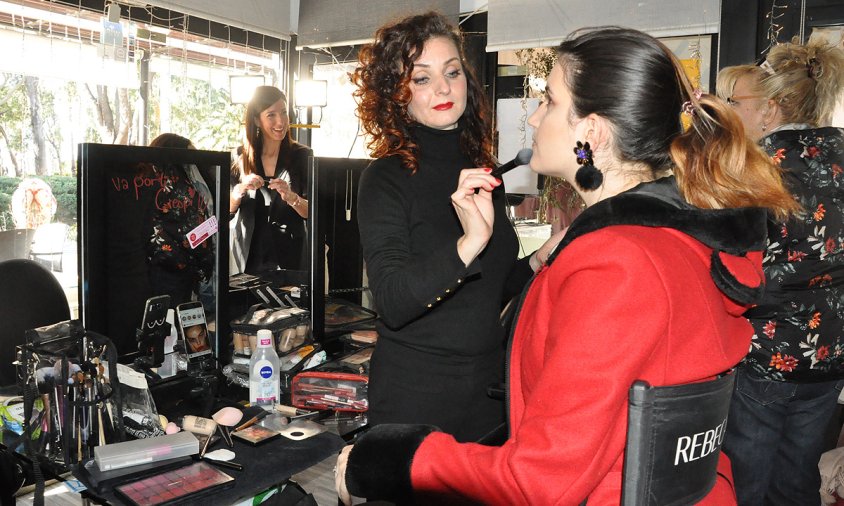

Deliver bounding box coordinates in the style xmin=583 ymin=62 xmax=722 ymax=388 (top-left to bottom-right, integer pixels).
xmin=145 ymin=0 xmax=296 ymax=40
xmin=487 ymin=0 xmax=720 ymax=52
xmin=297 ymin=0 xmax=460 ymax=49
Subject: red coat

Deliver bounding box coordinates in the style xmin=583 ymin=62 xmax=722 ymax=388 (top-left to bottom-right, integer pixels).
xmin=344 ymin=181 xmax=768 ymax=505
xmin=411 ymin=225 xmax=760 ymax=504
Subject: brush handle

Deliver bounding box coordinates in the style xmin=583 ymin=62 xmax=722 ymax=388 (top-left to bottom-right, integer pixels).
xmin=203 ymin=457 xmax=243 ymax=471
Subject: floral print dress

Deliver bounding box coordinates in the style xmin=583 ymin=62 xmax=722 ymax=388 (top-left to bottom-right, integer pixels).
xmin=743 ymin=126 xmax=844 ymax=382
xmin=147 ymin=163 xmax=214 ymax=284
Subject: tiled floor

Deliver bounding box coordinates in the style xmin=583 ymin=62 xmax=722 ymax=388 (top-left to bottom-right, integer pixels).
xmin=291 ymin=454 xmax=339 ymax=505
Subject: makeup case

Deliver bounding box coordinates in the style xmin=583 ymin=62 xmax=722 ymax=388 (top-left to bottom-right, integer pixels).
xmin=324 ymin=298 xmax=377 ymax=331
xmin=290 ymin=371 xmax=368 ymax=413
xmin=289 ymin=345 xmax=372 ymax=411
xmin=230 ymin=303 xmax=311 ymax=356
xmin=79 ymin=455 xmax=193 ymax=494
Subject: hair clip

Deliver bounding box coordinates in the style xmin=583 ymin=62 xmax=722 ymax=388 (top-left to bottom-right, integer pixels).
xmin=681 ymin=89 xmax=702 ymax=117
xmin=681 ymin=88 xmax=703 ymax=116
xmin=759 ymin=60 xmax=776 ymax=76
xmin=806 ymin=57 xmax=819 ymax=79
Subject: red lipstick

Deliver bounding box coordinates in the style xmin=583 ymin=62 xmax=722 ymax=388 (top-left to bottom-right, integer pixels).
xmin=434 ymin=102 xmax=454 ymax=111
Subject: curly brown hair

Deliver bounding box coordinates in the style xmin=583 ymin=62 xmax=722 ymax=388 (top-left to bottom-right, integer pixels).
xmin=350 ymin=11 xmax=494 ymax=173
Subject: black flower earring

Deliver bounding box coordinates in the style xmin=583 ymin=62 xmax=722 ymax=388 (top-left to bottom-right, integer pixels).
xmin=573 ymin=141 xmax=603 ymax=191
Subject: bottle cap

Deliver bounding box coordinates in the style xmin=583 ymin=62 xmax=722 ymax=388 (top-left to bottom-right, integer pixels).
xmin=256 ymin=329 xmax=273 ymax=348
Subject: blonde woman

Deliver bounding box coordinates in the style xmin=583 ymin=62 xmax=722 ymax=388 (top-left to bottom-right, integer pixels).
xmin=717 ymin=40 xmax=844 ymax=505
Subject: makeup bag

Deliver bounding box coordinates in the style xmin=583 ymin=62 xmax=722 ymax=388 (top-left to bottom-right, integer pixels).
xmin=290 ymin=371 xmax=368 ymax=412
xmin=288 ymin=346 xmax=372 ymax=412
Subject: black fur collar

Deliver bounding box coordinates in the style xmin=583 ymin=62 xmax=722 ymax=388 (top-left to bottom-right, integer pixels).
xmin=547 ymin=177 xmax=769 ymax=304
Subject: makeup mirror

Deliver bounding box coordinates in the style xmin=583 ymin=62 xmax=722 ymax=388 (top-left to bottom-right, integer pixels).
xmin=78 ymin=144 xmax=230 ymax=366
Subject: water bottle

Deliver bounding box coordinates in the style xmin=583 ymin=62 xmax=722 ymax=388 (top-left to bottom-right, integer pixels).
xmin=249 ymin=329 xmax=280 ymax=411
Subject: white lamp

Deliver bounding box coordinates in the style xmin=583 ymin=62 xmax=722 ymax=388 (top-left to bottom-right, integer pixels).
xmin=294 ymin=79 xmax=328 ymax=108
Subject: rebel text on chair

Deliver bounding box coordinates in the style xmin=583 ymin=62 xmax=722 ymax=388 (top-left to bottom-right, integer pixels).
xmin=621 ymin=371 xmax=735 ymax=506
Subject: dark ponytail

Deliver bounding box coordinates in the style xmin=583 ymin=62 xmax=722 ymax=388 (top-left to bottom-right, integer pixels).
xmin=556 ymin=27 xmax=799 ymax=220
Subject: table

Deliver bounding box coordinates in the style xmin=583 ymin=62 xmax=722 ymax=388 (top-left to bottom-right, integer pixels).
xmin=73 ymin=430 xmax=344 ymax=505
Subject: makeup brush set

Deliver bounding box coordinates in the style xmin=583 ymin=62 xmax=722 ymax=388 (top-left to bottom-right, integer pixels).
xmin=15 ymin=320 xmax=126 ymax=467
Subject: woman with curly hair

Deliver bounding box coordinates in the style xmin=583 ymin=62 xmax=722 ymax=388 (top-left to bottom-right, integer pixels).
xmin=336 ymin=25 xmax=799 ymax=505
xmin=351 ymin=11 xmax=560 ymax=442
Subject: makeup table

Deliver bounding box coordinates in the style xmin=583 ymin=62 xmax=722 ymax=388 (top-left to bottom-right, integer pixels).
xmin=72 ymin=429 xmax=345 ymax=505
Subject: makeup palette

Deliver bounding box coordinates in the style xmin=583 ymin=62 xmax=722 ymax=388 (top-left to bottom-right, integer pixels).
xmin=230 ymin=424 xmax=280 ymax=445
xmin=114 ymin=461 xmax=234 ymax=506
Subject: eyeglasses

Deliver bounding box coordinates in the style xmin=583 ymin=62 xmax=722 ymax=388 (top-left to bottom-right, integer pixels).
xmin=727 ymin=95 xmax=764 ymax=106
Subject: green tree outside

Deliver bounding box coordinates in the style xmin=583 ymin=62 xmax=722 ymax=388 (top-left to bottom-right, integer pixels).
xmin=0 ymin=70 xmax=251 ymax=231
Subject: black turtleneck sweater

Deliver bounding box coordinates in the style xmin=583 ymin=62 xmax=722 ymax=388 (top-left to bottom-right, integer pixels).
xmin=357 ymin=124 xmax=531 ymax=357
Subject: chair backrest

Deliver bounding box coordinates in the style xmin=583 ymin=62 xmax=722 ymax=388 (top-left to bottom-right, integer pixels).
xmin=29 ymin=222 xmax=70 ymax=272
xmin=0 ymin=229 xmax=36 ymax=263
xmin=0 ymin=258 xmax=71 ymax=386
xmin=621 ymin=371 xmax=735 ymax=506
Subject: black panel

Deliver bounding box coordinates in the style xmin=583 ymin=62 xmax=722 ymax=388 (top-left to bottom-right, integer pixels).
xmin=308 ymin=157 xmax=371 ymax=340
xmin=718 ymin=0 xmax=762 ymax=69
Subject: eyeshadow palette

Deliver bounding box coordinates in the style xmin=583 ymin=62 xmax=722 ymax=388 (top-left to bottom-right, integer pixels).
xmin=114 ymin=461 xmax=234 ymax=506
xmin=81 ymin=455 xmax=194 ymax=495
xmin=231 ymin=424 xmax=280 ymax=445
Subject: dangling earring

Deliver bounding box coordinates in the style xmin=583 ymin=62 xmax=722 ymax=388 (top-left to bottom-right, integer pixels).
xmin=573 ymin=141 xmax=603 ymax=191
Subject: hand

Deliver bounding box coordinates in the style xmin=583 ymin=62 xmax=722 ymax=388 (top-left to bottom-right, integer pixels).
xmin=335 ymin=445 xmax=353 ymax=506
xmin=230 ymin=174 xmax=265 ymax=213
xmin=267 ymin=178 xmax=298 ymax=205
xmin=233 ymin=174 xmax=265 ymax=199
xmin=451 ymin=168 xmax=501 ymax=266
xmin=530 ymin=226 xmax=568 ymax=271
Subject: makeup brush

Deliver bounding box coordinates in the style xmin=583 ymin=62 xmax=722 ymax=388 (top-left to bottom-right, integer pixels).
xmin=491 ymin=148 xmax=533 ymax=178
xmin=212 ymin=407 xmax=243 ymax=448
xmin=234 ymin=410 xmax=269 ymax=432
xmin=201 ymin=456 xmax=243 ymax=471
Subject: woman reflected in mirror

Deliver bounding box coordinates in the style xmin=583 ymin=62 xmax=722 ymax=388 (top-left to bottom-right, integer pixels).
xmin=146 ymin=133 xmax=214 ymax=309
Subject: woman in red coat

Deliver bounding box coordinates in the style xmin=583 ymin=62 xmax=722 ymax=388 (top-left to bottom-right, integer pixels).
xmin=335 ymin=26 xmax=800 ymax=505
